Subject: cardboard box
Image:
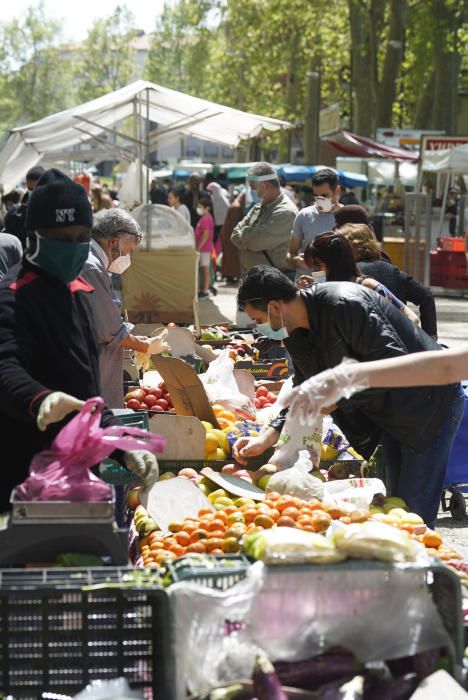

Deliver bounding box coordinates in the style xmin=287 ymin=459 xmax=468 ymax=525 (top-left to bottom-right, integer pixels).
xmin=235 ymin=359 xmax=290 ymax=379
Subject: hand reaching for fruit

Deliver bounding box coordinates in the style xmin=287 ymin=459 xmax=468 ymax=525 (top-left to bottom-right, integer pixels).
xmin=123 ymin=450 xmax=159 ymax=489
xmin=232 ymin=426 xmax=279 ymax=466
xmin=37 ymin=392 xmax=85 ymax=432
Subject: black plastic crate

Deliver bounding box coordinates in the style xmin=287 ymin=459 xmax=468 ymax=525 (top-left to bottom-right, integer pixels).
xmin=0 ymin=567 xmax=174 ymax=699
xmin=167 ymin=554 xmax=250 ymax=590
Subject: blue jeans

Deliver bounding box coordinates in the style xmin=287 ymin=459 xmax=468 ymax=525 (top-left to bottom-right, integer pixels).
xmin=381 ymin=385 xmax=465 ymax=529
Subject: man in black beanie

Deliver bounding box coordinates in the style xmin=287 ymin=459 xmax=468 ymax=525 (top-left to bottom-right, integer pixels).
xmin=0 ymin=168 xmax=159 ymax=511
xmin=3 ymin=165 xmax=46 ymax=246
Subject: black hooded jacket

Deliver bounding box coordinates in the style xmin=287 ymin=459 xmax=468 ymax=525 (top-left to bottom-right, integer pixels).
xmin=270 ymin=283 xmax=458 ymax=459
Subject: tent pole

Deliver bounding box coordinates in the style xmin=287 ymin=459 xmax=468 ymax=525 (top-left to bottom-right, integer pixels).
xmin=146 ymin=88 xmax=151 ymax=250
xmin=439 ymin=174 xmax=450 ymax=237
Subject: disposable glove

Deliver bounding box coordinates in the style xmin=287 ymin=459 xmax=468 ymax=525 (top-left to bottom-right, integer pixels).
xmin=134 ymin=329 xmax=171 ymax=371
xmin=123 ymin=450 xmax=159 ymax=488
xmin=37 ymin=392 xmax=85 ymax=432
xmin=288 ymin=360 xmax=369 ymax=426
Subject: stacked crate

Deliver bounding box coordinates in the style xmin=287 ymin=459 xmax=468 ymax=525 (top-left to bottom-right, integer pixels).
xmin=430 ymin=239 xmax=468 ymax=289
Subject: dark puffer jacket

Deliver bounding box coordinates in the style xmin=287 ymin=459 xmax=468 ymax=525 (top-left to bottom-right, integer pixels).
xmin=357 ymin=259 xmax=437 ymax=337
xmin=270 ymin=283 xmax=458 ymax=459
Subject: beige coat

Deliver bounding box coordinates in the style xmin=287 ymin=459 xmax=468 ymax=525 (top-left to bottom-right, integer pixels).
xmin=231 ymin=192 xmax=297 ymax=276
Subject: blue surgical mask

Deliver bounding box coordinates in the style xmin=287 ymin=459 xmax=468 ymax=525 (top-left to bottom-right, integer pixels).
xmin=257 ymin=306 xmax=288 ymax=340
xmin=26 ymin=232 xmax=90 ymax=284
xmin=249 ymin=188 xmax=262 ymax=206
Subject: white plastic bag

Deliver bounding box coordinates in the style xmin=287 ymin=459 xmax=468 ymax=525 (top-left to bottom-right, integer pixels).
xmin=73 ymin=678 xmax=143 ymax=699
xmin=323 ymin=477 xmax=386 ymax=509
xmin=274 ymin=405 xmax=323 ymax=469
xmin=199 ymin=350 xmax=255 ymax=420
xmin=266 ymin=450 xmax=324 ymax=500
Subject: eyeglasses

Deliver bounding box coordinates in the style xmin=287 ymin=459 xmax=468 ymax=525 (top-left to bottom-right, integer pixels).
xmin=115 ymin=230 xmax=142 ymax=245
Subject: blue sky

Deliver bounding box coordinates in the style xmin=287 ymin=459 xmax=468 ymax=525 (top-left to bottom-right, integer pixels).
xmin=0 ymin=0 xmax=165 ymax=40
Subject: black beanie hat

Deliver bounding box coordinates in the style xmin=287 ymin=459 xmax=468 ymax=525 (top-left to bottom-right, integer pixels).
xmin=26 ymin=168 xmax=93 ymax=231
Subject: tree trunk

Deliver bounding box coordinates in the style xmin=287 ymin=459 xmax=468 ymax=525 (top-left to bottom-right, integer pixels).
xmin=279 ymin=28 xmax=300 ymax=162
xmin=303 ymin=64 xmax=321 ymax=164
xmin=376 ymin=0 xmax=408 ymax=126
xmin=348 ymin=0 xmax=377 ymax=135
xmin=413 ymin=73 xmax=435 ymax=129
xmin=430 ymin=0 xmax=461 ymax=134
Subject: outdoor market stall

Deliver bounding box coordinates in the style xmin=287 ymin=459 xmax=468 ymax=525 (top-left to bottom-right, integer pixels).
xmin=1 ymin=326 xmax=468 ymax=700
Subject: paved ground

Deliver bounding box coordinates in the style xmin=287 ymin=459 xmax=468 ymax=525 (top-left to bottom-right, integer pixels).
xmin=200 ymin=285 xmax=468 ymax=555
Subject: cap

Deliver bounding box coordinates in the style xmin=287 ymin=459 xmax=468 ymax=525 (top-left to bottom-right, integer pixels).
xmin=26 ymin=168 xmax=93 ymax=231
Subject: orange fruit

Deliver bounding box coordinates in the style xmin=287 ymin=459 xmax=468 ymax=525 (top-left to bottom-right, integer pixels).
xmin=325 ymin=505 xmax=344 ymax=519
xmin=210 ymin=548 xmax=224 ymax=555
xmin=242 ymin=509 xmax=258 ymax=524
xmin=214 ymin=511 xmax=228 ymax=523
xmin=205 ymin=538 xmax=225 ymax=552
xmin=209 ymin=529 xmax=226 ymax=540
xmin=300 ymin=524 xmax=317 ymax=532
xmin=310 ymin=511 xmax=332 ymax=532
xmin=163 ymin=537 xmax=177 ymax=549
xmin=224 ymin=505 xmax=238 ymax=515
xmin=269 ymin=508 xmax=280 ymax=521
xmin=277 ymin=497 xmax=299 ymax=512
xmin=174 ymin=531 xmax=191 ymax=547
xmin=168 ymin=521 xmax=183 ymax=533
xmin=281 ymin=507 xmax=300 ymax=521
xmin=168 ymin=543 xmax=186 ymax=557
xmin=225 ymin=525 xmax=245 ymax=539
xmin=308 ymin=500 xmax=325 ymax=511
xmin=211 ymin=404 xmax=225 ymax=415
xmin=277 ymin=516 xmax=296 ymax=528
xmin=208 ymin=520 xmax=225 ymax=532
xmin=222 ymin=537 xmax=240 ymax=553
xmin=267 ymin=491 xmax=281 ymax=501
xmin=198 ymin=507 xmax=213 ymax=517
xmin=422 ymin=530 xmax=442 ymax=549
xmin=339 ymin=516 xmax=352 ymax=524
xmin=246 ymin=524 xmax=264 ymax=534
xmin=254 ymin=514 xmax=274 ymax=529
xmin=218 ymin=410 xmax=236 ymax=423
xmin=187 ymin=542 xmax=206 ymax=554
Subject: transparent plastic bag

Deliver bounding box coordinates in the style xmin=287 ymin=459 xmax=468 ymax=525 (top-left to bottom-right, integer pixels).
xmin=329 ymin=520 xmax=427 ymax=563
xmin=15 ymin=397 xmax=166 ymax=502
xmin=73 ymin=678 xmax=143 ymax=699
xmin=170 ymin=562 xmax=265 ymax=699
xmin=199 ymin=350 xmax=256 ymax=420
xmin=274 ymin=408 xmax=323 ymax=469
xmin=171 ymin=563 xmax=450 ymax=697
xmin=243 ymin=526 xmax=345 ymax=565
xmin=266 ymin=450 xmax=324 ymax=501
xmin=323 ymin=478 xmax=386 ymax=509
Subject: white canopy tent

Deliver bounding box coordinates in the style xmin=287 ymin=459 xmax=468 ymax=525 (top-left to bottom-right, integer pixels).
xmin=420 ymin=144 xmax=468 ymax=235
xmin=0 ymin=80 xmax=292 ymax=194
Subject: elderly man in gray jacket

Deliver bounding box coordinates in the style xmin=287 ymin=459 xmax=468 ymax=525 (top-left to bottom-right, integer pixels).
xmin=231 ymin=162 xmax=297 ymax=278
xmin=82 ymin=209 xmax=169 ymax=407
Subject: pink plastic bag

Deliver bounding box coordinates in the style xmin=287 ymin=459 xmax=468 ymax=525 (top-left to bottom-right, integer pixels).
xmin=15 ymin=397 xmax=166 ymax=502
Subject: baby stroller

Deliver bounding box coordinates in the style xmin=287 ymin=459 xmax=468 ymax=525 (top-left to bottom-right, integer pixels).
xmin=441 ymin=382 xmax=468 ymax=520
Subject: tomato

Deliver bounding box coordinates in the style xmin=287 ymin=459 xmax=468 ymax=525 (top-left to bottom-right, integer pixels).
xmin=144 ymin=395 xmax=158 ymax=407
xmin=125 ymin=388 xmax=146 ymax=402
xmin=256 ymin=386 xmax=268 ymax=398
xmin=156 ymin=398 xmax=169 ymax=411
xmin=126 ymin=399 xmax=141 ymax=411
xmin=140 ymin=403 xmax=149 ymax=410
xmin=152 ymin=405 xmax=164 ymax=412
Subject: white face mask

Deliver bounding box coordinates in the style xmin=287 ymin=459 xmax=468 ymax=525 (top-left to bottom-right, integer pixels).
xmin=108 ymin=243 xmax=131 ymax=275
xmin=312 ymin=270 xmax=326 ymax=284
xmin=315 ymin=196 xmax=334 ymax=213
xmin=196 ymin=206 xmax=204 ymax=216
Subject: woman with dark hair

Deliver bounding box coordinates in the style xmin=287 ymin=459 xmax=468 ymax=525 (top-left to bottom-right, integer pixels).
xmin=300 ymin=231 xmax=420 ymax=326
xmin=340 ymin=223 xmax=437 ymax=339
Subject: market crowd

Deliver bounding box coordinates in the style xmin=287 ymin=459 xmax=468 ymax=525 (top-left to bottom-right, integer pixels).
xmin=0 ymin=162 xmax=465 ymax=530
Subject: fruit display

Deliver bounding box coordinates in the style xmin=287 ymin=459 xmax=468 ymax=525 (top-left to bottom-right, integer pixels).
xmin=254 ymin=386 xmax=277 ymax=410
xmin=124 ymin=382 xmax=175 ymax=412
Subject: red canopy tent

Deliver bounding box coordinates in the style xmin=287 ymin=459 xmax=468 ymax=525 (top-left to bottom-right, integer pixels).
xmin=323 ymin=129 xmax=419 ymax=163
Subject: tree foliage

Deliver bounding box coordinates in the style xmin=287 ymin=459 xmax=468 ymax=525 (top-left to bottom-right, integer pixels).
xmin=0 ymin=1 xmax=71 ymax=128
xmin=75 ymin=5 xmax=138 ymax=103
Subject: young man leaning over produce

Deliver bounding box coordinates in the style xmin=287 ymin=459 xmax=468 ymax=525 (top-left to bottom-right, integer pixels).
xmin=232 ymin=266 xmax=463 ymax=529
xmin=0 ymin=169 xmax=158 ymax=512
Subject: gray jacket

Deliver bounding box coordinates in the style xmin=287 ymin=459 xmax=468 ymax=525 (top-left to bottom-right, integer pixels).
xmin=231 ymin=192 xmax=296 ymax=275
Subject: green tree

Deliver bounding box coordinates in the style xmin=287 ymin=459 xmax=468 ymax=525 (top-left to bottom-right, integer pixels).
xmin=0 ymin=1 xmax=72 ymax=129
xmin=75 ymin=5 xmax=138 ymax=103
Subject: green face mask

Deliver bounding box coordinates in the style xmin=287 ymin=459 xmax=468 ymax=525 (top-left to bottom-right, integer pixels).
xmin=26 ymin=233 xmax=90 ymax=284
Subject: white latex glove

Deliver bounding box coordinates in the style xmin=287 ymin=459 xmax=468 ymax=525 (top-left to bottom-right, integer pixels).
xmin=148 ymin=329 xmax=170 ymax=355
xmin=123 ymin=450 xmax=159 ymax=488
xmin=287 ymin=360 xmax=369 ymax=426
xmin=37 ymin=392 xmax=85 ymax=432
